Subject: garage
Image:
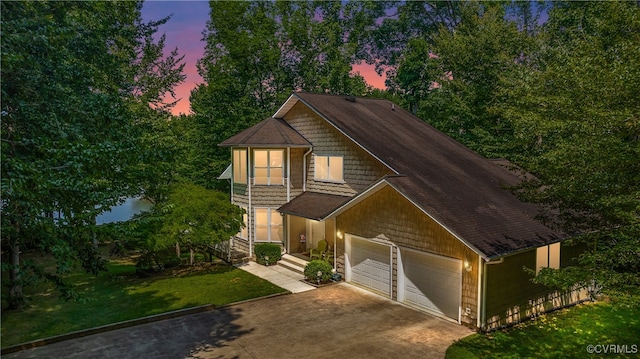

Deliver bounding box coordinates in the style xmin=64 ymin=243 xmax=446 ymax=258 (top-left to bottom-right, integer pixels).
xmin=400 ymin=249 xmax=461 ymax=321
xmin=346 ymin=235 xmax=392 ymax=297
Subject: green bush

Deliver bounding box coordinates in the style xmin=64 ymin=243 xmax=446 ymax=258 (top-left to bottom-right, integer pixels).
xmin=304 ymin=260 xmax=333 ymax=283
xmin=254 ymin=243 xmax=282 ymax=265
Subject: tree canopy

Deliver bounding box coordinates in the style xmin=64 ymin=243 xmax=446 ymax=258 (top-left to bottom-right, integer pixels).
xmin=1 ymin=0 xmax=185 ymax=308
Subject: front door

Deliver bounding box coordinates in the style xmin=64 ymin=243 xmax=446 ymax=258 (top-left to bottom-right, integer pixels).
xmin=307 ymin=219 xmax=325 ymax=250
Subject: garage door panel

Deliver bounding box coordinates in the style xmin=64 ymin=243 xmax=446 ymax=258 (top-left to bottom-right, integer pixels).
xmin=349 ymin=236 xmax=391 ymax=297
xmin=402 ymin=250 xmax=461 ymax=321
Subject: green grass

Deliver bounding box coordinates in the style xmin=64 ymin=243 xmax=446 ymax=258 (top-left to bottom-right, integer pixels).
xmin=1 ymin=258 xmax=286 ymax=349
xmin=446 ymin=301 xmax=640 ymax=358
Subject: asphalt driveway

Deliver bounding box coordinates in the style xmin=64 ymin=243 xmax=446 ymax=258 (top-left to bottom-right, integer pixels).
xmin=5 ymin=283 xmax=472 ymax=359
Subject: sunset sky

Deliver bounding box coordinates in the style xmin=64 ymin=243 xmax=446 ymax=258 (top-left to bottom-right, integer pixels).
xmin=141 ymin=1 xmax=386 ymax=116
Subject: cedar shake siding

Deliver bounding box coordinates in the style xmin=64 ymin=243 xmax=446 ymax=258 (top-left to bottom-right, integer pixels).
xmin=336 ymin=185 xmax=480 ymax=326
xmin=483 ymin=245 xmax=590 ymax=330
xmin=284 ymin=102 xmax=393 ymax=196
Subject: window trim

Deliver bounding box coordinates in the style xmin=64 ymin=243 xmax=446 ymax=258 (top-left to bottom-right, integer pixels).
xmin=536 ymin=242 xmax=560 ymax=274
xmin=313 ymin=154 xmax=344 ymax=183
xmin=233 ymin=149 xmax=247 ymax=185
xmin=237 ymin=206 xmax=248 ymax=240
xmin=253 ymin=149 xmax=284 ymax=186
xmin=254 ymin=207 xmax=283 ymax=243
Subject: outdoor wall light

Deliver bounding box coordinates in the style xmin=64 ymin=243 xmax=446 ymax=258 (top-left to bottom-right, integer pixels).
xmin=464 ymin=260 xmax=472 ymax=272
xmin=336 ymin=231 xmax=343 ymax=239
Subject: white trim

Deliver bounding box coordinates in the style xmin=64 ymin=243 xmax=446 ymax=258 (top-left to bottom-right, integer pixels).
xmin=398 ymin=245 xmax=463 ymax=324
xmin=273 ymin=94 xmax=298 ymax=118
xmin=327 ymin=178 xmax=489 ymax=261
xmin=325 ymin=177 xmax=389 ymax=218
xmin=313 ymin=154 xmax=345 ymax=183
xmin=302 ymin=148 xmax=312 ymax=192
xmin=254 ymin=207 xmax=284 ymax=243
xmin=477 ymin=254 xmax=483 ymax=329
xmin=248 ymin=147 xmax=252 ymax=258
xmin=345 ymin=234 xmax=394 ymax=298
xmin=253 ymin=149 xmax=285 ymax=186
xmin=287 ymin=147 xmax=291 ymax=202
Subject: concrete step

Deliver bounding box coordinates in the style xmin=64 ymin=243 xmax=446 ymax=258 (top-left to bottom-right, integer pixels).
xmin=278 ymin=254 xmax=308 ymax=275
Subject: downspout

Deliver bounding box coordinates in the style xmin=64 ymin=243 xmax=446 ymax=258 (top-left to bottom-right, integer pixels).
xmin=230 ymin=149 xmax=234 ymax=203
xmin=248 ymin=146 xmax=253 ymax=259
xmin=480 ymin=257 xmax=503 ymax=330
xmin=333 ymin=220 xmax=337 ymax=270
xmin=477 ymin=255 xmax=483 ymax=329
xmin=287 ymin=147 xmax=291 ymax=202
xmin=302 ymin=148 xmax=312 ymax=192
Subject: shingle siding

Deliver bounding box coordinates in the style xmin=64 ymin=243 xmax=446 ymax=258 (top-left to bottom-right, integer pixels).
xmin=336 ymin=186 xmax=479 ymax=326
xmin=284 ymin=102 xmax=393 ymax=196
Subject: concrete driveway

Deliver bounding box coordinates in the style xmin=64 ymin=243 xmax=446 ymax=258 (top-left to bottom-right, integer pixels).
xmin=5 ymin=283 xmax=472 ymax=359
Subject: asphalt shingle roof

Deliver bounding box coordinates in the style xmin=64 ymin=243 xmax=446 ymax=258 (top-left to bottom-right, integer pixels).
xmin=280 ymin=93 xmax=562 ymax=259
xmin=278 ymin=192 xmax=352 ymax=221
xmin=219 ymin=117 xmax=312 ymax=148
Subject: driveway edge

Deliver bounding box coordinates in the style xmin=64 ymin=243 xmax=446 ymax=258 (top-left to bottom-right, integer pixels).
xmin=1 ymin=291 xmax=290 ymax=355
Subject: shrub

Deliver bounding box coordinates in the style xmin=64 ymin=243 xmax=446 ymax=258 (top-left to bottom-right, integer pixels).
xmin=255 ymin=243 xmax=282 ymax=265
xmin=304 ymin=260 xmax=333 ymax=284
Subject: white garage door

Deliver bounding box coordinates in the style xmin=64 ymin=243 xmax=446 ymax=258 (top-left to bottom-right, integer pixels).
xmin=401 ymin=249 xmax=461 ymax=321
xmin=347 ymin=235 xmax=392 ymax=297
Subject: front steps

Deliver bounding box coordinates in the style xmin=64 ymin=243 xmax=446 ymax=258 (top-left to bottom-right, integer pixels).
xmin=278 ymin=254 xmax=308 ymax=275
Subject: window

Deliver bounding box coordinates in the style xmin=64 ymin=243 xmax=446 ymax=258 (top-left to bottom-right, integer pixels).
xmin=536 ymin=242 xmax=560 ymax=274
xmin=237 ymin=207 xmax=248 ymax=239
xmin=255 ymin=208 xmax=283 ymax=242
xmin=314 ymin=155 xmax=343 ymax=182
xmin=233 ymin=149 xmax=247 ymax=184
xmin=254 ymin=150 xmax=283 ymax=185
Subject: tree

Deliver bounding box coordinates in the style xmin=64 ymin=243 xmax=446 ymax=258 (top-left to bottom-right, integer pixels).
xmin=1 ymin=1 xmax=185 ymax=308
xmin=495 ymin=2 xmax=640 ymax=300
xmin=136 ymin=183 xmax=244 ymax=267
xmin=365 ymin=0 xmax=464 ymax=89
xmin=394 ymin=2 xmax=533 ymax=158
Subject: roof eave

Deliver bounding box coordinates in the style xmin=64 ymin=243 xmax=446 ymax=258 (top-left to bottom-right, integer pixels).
xmin=274 ymin=93 xmax=399 ymax=175
xmin=218 ymin=143 xmax=312 ymax=148
xmin=325 ymin=176 xmax=491 ymax=261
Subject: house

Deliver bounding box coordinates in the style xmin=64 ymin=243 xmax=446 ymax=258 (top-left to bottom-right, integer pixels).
xmin=219 ymin=92 xmax=588 ymax=330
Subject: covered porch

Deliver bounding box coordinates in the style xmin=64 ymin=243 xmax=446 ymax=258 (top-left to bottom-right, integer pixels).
xmin=278 ymin=191 xmax=351 ymax=268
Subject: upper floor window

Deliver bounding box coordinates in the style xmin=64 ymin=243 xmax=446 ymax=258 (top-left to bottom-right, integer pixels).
xmin=536 ymin=242 xmax=560 ymax=274
xmin=233 ymin=149 xmax=247 ymax=184
xmin=315 ymin=155 xmax=344 ymax=182
xmin=254 ymin=149 xmax=283 ymax=185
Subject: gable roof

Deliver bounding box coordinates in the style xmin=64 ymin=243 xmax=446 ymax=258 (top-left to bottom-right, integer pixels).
xmin=219 ymin=117 xmax=311 ymax=148
xmin=275 ymin=93 xmax=563 ymax=259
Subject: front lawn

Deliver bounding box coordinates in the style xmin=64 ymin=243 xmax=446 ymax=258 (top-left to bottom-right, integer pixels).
xmin=1 ymin=258 xmax=286 ymax=349
xmin=447 ymin=301 xmax=640 ymax=358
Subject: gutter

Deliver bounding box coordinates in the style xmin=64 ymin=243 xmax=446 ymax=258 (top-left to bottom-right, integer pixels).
xmin=302 ymin=148 xmax=312 ymax=192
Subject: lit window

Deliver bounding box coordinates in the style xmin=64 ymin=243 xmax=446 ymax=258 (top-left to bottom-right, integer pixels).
xmin=238 ymin=207 xmax=248 ymax=239
xmin=255 ymin=208 xmax=283 ymax=242
xmin=233 ymin=149 xmax=247 ymax=184
xmin=254 ymin=150 xmax=283 ymax=185
xmin=314 ymin=155 xmax=343 ymax=182
xmin=536 ymin=242 xmax=560 ymax=274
